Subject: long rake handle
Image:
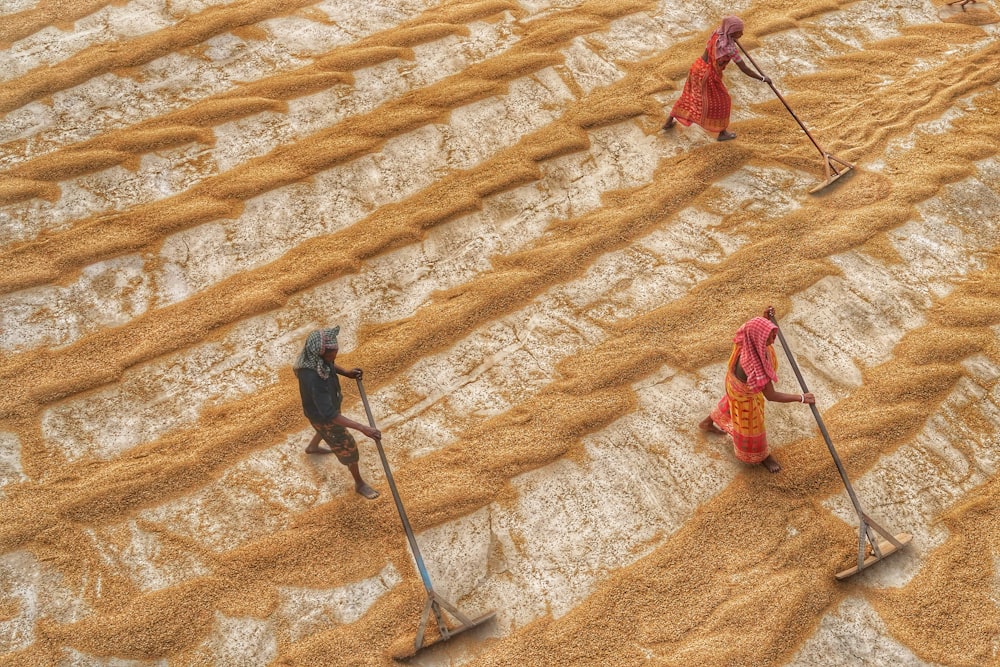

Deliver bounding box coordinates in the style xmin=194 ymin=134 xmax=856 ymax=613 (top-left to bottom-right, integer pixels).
xmin=767 ymin=317 xmax=904 ymax=554
xmin=767 ymin=317 xmax=867 ymax=519
xmin=735 ymin=39 xmax=828 ymax=158
xmin=356 ymin=377 xmax=436 ymax=594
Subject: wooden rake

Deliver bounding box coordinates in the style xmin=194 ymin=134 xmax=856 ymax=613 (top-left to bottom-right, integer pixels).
xmin=355 ymin=377 xmax=496 ymax=656
xmin=768 ymin=316 xmax=912 ymax=579
xmin=736 ymin=40 xmax=855 ymax=193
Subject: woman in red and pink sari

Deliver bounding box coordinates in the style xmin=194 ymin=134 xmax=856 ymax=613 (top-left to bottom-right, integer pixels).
xmin=700 ymin=306 xmax=815 ymax=472
xmin=664 ymin=16 xmax=770 ymax=141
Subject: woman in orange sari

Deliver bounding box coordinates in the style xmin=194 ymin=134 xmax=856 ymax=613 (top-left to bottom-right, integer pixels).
xmin=664 ymin=16 xmax=771 ymax=141
xmin=699 ymin=306 xmax=815 ymax=472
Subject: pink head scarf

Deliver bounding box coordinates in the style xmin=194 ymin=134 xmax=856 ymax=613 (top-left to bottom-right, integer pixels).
xmin=712 ymin=15 xmax=744 ymax=58
xmin=734 ymin=316 xmax=778 ymax=392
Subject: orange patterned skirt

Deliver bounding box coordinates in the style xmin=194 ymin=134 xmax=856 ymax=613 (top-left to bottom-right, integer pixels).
xmin=670 ymin=57 xmax=731 ymax=134
xmin=710 ymin=346 xmax=770 ymax=464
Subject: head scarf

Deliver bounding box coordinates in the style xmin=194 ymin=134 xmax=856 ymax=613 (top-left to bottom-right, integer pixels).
xmin=734 ymin=316 xmax=777 ymax=392
xmin=711 ymin=15 xmax=744 ymax=58
xmin=294 ymin=327 xmax=340 ymax=379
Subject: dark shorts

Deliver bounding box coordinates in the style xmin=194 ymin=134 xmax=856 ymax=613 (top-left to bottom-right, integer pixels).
xmin=311 ymin=422 xmax=358 ymax=465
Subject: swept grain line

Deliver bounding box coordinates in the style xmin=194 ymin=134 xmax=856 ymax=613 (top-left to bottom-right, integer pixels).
xmin=1 ymin=8 xmax=988 ymax=453
xmin=25 ymin=100 xmax=1000 ymax=662
xmin=225 ymin=89 xmax=1000 ymax=662
xmin=0 ymin=140 xmax=745 ymax=546
xmin=5 ymin=6 xmax=998 ymax=661
xmin=0 ymin=0 xmax=117 ymax=48
xmin=0 ymin=0 xmax=518 ymax=207
xmin=870 ymin=468 xmax=1000 ymax=665
xmin=4 ymin=79 xmax=997 ymax=604
xmin=0 ymin=18 xmax=991 ymax=429
xmin=465 ymin=224 xmax=1000 ymax=667
xmin=0 ymin=0 xmax=652 ymax=294
xmin=0 ymin=0 xmax=327 ymax=116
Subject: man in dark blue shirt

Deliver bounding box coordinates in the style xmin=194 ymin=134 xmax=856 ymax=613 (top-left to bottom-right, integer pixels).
xmin=294 ymin=327 xmax=381 ymax=499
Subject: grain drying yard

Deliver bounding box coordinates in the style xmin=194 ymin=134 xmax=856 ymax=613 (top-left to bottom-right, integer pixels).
xmin=0 ymin=0 xmax=999 ymax=664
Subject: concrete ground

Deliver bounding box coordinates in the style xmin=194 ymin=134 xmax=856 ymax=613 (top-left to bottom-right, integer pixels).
xmin=0 ymin=0 xmax=999 ymax=664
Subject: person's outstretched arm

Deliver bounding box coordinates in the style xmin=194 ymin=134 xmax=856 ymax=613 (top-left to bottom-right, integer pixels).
xmin=762 ymin=381 xmax=814 ymax=404
xmin=335 ymin=364 xmax=362 ymax=379
xmin=304 ymin=369 xmax=381 ymax=439
xmin=735 ymin=58 xmax=770 ymax=84
xmin=332 ymin=413 xmax=381 ymax=441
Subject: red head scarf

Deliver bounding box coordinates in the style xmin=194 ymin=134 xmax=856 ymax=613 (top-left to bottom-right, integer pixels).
xmin=712 ymin=15 xmax=744 ymax=58
xmin=734 ymin=316 xmax=777 ymax=392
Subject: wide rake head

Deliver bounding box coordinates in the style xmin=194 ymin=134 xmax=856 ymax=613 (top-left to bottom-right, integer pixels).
xmin=809 ymin=152 xmax=856 ymax=194
xmin=835 ymin=531 xmax=912 ymax=580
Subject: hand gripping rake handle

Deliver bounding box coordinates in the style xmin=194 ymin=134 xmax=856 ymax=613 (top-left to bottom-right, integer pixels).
xmin=767 ymin=316 xmax=904 ymax=569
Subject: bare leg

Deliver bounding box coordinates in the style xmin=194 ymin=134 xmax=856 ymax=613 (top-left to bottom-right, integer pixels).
xmin=348 ymin=463 xmax=380 ymax=499
xmin=718 ymin=129 xmax=737 ymax=141
xmin=663 ymin=115 xmax=676 ymax=130
xmin=305 ymin=432 xmax=330 ymax=454
xmin=698 ymin=416 xmax=724 ymax=434
xmin=761 ymin=454 xmax=782 ymax=473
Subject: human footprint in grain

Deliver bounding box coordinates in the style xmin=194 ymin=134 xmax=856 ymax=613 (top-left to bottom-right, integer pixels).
xmin=294 ymin=326 xmax=381 ymax=499
xmin=700 ymin=306 xmax=815 ymax=473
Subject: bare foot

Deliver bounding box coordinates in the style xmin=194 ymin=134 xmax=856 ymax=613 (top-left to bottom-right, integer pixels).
xmin=663 ymin=116 xmax=676 ymax=130
xmin=717 ymin=130 xmax=737 ymax=141
xmin=355 ymin=482 xmax=380 ymax=500
xmin=761 ymin=455 xmax=782 ymax=473
xmin=698 ymin=416 xmax=724 ymax=434
xmin=305 ymin=445 xmax=333 ymax=454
